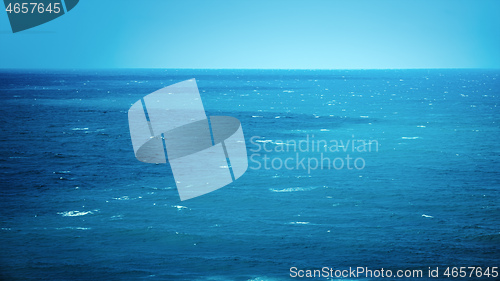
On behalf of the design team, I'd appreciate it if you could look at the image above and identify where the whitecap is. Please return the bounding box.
[401,137,420,140]
[247,277,286,281]
[58,210,95,217]
[255,139,272,143]
[56,226,91,230]
[288,221,310,225]
[71,127,89,131]
[113,196,132,200]
[172,205,188,210]
[422,214,434,218]
[269,187,318,193]
[273,141,292,146]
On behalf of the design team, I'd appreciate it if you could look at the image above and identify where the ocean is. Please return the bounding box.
[0,69,499,280]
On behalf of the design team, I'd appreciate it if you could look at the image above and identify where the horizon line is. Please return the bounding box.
[1,67,499,71]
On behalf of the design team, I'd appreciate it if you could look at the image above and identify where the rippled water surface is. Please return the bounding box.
[0,69,499,280]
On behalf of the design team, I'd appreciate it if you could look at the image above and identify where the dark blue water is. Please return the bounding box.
[0,69,499,280]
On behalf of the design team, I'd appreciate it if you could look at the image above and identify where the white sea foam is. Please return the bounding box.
[71,127,89,131]
[270,187,318,193]
[171,205,188,210]
[288,221,310,225]
[401,136,420,140]
[58,210,96,217]
[422,214,434,218]
[247,277,289,281]
[273,141,293,146]
[56,227,91,230]
[195,276,285,281]
[112,196,134,200]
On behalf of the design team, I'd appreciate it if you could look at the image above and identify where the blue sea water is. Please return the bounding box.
[0,69,499,280]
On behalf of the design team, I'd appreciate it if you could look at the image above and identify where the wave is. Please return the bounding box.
[57,210,97,217]
[112,196,142,200]
[287,221,310,225]
[53,170,71,174]
[247,277,290,281]
[194,276,289,281]
[55,227,91,230]
[269,186,318,193]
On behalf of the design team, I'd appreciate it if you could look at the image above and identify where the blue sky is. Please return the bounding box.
[0,0,499,69]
